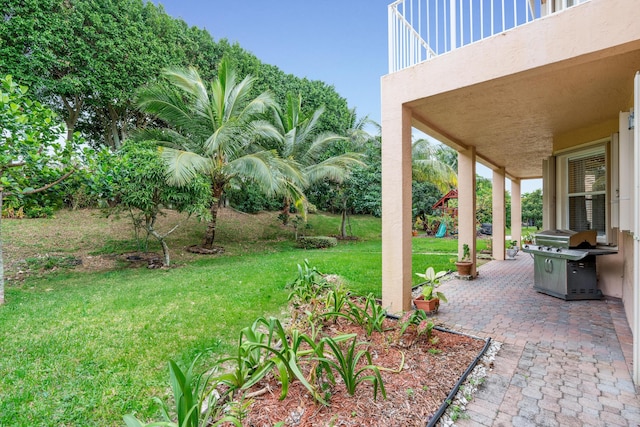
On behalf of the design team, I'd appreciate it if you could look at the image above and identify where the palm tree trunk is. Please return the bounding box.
[202,185,223,249]
[281,198,291,225]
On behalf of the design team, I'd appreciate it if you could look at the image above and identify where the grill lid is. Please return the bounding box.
[534,229,597,249]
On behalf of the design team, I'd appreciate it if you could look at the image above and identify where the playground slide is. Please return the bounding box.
[435,222,446,238]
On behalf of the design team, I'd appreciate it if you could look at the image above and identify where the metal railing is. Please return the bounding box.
[389,0,590,73]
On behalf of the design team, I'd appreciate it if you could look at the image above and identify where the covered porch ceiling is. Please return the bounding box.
[408,45,640,180]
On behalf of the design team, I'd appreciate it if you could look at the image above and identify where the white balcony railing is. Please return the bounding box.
[389,0,590,73]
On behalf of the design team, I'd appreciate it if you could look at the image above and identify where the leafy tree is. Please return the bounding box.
[0,75,81,304]
[475,176,493,225]
[412,181,443,227]
[269,93,363,224]
[522,189,543,229]
[101,141,211,266]
[135,59,292,251]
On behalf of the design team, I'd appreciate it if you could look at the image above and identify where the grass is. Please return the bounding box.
[0,209,477,426]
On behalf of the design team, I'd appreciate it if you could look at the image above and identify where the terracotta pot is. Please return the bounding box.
[413,296,439,312]
[412,230,418,236]
[455,261,473,276]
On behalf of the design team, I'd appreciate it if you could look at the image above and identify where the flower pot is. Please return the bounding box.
[506,248,518,259]
[413,295,439,312]
[412,230,418,236]
[455,261,473,277]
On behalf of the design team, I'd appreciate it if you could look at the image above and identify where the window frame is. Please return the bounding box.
[556,140,610,245]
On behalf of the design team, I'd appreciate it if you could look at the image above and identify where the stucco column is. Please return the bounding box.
[511,178,522,246]
[492,168,506,260]
[381,105,413,314]
[458,147,477,277]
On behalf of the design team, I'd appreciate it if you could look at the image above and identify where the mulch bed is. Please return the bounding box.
[233,312,486,427]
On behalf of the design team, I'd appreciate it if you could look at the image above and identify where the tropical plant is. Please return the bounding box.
[460,243,471,262]
[337,293,387,337]
[411,138,457,193]
[135,58,295,250]
[269,93,364,224]
[415,267,448,303]
[286,259,331,304]
[316,336,386,400]
[123,354,241,427]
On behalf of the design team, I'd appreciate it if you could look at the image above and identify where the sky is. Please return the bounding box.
[152,0,541,193]
[154,0,390,124]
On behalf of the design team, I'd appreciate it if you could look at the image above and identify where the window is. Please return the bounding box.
[557,143,609,244]
[567,152,606,236]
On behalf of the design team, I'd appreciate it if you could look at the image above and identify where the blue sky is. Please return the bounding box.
[152,0,541,193]
[154,0,391,125]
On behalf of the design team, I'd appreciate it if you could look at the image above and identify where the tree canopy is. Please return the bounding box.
[0,0,352,149]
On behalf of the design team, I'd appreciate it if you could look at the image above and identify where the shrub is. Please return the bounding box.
[296,236,338,249]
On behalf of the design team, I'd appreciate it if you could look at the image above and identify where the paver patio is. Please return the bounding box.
[435,254,640,426]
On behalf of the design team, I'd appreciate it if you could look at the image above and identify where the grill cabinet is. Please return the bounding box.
[522,230,616,300]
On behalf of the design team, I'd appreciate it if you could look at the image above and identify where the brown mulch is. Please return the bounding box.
[234,313,486,427]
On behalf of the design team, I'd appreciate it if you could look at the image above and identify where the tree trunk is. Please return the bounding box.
[202,185,223,249]
[146,219,170,267]
[340,198,348,238]
[107,103,122,149]
[61,95,83,142]
[281,198,290,225]
[0,190,5,305]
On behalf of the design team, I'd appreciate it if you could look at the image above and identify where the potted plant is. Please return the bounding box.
[506,240,518,259]
[413,267,448,312]
[455,243,474,277]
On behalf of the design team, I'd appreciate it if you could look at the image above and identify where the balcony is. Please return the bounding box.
[388,0,590,72]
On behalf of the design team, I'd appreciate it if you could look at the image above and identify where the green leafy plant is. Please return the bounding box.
[334,293,387,336]
[123,353,240,427]
[316,336,386,400]
[415,267,448,303]
[323,284,349,322]
[296,236,338,249]
[223,316,337,405]
[286,259,331,303]
[461,243,471,262]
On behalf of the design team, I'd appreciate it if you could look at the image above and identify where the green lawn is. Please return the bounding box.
[0,210,473,426]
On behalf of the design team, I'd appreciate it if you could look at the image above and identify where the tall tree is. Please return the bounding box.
[0,75,80,304]
[270,94,363,224]
[522,189,543,229]
[135,59,293,251]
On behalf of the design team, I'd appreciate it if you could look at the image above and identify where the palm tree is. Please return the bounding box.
[335,111,379,237]
[270,93,363,223]
[412,138,457,192]
[135,59,296,250]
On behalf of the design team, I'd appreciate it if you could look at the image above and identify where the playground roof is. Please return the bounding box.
[432,189,458,211]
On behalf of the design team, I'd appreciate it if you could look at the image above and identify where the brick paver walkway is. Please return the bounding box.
[435,254,640,426]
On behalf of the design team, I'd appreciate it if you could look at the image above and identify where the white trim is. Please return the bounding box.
[632,72,640,384]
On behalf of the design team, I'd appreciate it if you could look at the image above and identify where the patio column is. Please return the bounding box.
[492,168,506,261]
[458,147,477,277]
[511,178,522,246]
[381,104,413,314]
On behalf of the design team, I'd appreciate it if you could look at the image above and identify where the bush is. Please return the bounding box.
[296,236,338,249]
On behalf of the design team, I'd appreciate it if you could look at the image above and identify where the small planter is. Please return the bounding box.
[506,248,518,259]
[413,295,439,312]
[412,230,418,237]
[455,261,473,277]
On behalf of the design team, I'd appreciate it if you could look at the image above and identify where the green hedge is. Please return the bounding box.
[297,236,338,249]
